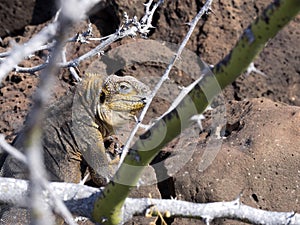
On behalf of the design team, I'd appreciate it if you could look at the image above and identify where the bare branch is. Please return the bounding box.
[24,4,76,224]
[0,134,27,164]
[62,46,81,82]
[0,135,77,224]
[245,62,267,77]
[0,22,59,81]
[125,198,299,225]
[0,0,162,76]
[0,0,106,80]
[0,178,299,225]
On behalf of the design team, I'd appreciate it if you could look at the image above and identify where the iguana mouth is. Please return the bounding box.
[105,95,147,112]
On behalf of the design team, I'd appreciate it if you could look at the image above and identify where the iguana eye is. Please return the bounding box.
[100,92,106,103]
[119,82,132,94]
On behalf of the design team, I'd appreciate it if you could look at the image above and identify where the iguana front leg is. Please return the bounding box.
[76,123,114,186]
[72,81,114,186]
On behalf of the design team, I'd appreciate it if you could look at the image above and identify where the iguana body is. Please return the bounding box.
[0,74,150,224]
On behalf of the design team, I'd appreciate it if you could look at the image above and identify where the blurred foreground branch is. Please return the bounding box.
[0,177,299,225]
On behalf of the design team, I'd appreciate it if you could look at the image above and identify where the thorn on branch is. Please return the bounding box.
[286,211,296,224]
[207,8,216,16]
[245,62,267,77]
[190,114,205,131]
[69,66,82,82]
[204,216,213,225]
[233,196,241,207]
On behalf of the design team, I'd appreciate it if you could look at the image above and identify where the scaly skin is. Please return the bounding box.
[0,73,150,224]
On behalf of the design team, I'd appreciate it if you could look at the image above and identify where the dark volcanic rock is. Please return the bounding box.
[0,0,56,37]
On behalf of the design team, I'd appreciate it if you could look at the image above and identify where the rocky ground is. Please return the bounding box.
[0,0,299,224]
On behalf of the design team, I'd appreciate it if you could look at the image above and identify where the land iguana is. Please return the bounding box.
[0,73,150,224]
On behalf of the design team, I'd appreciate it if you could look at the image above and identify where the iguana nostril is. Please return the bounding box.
[141,97,147,104]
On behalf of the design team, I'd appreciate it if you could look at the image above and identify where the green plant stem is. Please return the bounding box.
[92,0,300,224]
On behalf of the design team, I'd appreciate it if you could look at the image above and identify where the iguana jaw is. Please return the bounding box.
[97,97,146,127]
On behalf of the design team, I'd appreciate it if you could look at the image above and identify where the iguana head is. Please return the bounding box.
[97,75,150,127]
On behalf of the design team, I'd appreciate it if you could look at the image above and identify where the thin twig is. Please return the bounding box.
[0,1,161,75]
[0,134,27,164]
[0,41,56,58]
[0,22,59,81]
[119,0,214,167]
[62,46,81,82]
[0,0,106,80]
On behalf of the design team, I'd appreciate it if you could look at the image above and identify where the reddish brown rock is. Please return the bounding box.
[172,98,300,224]
[0,0,56,37]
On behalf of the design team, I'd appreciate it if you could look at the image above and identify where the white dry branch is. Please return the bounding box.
[0,0,163,78]
[0,177,299,225]
[0,135,27,163]
[119,0,214,167]
[0,136,76,225]
[0,21,59,81]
